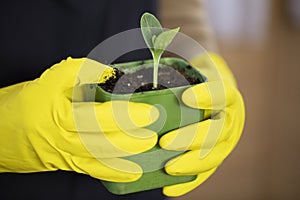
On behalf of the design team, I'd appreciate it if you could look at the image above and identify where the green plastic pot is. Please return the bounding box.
[93,57,206,195]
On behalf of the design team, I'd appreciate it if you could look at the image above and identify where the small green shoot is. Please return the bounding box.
[140,12,179,88]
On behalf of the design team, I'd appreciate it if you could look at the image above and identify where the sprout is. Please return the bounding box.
[140,12,179,88]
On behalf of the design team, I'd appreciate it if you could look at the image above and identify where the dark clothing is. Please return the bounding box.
[0,0,165,199]
[0,0,155,87]
[0,171,164,200]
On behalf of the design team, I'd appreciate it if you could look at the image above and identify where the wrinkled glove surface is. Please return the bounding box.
[160,53,245,196]
[0,57,159,183]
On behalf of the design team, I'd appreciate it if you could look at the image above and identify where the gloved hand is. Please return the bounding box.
[0,57,159,183]
[160,53,245,196]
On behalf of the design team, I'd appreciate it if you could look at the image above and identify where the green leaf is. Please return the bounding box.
[140,12,163,49]
[152,35,157,47]
[140,12,180,88]
[153,28,180,52]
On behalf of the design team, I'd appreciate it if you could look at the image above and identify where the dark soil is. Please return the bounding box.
[99,65,201,94]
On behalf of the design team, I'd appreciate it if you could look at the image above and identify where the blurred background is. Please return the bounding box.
[1,0,299,199]
[167,0,300,199]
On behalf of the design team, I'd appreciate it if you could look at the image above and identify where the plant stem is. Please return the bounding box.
[153,55,161,88]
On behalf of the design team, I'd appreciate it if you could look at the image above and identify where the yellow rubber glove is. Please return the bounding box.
[0,57,159,183]
[160,53,245,196]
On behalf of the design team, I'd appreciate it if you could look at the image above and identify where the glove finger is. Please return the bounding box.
[61,101,159,133]
[96,101,159,131]
[71,156,142,182]
[75,58,114,85]
[75,128,158,158]
[39,57,114,89]
[102,128,158,157]
[163,167,217,197]
[159,117,230,151]
[182,81,238,110]
[165,140,232,176]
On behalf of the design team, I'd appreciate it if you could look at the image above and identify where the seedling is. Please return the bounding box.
[96,13,206,195]
[140,12,179,88]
